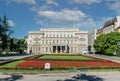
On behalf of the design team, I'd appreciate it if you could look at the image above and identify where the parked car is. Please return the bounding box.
[82,50,88,54]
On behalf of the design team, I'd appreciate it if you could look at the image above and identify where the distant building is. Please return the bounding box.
[97,16,120,35]
[26,28,88,54]
[88,29,97,53]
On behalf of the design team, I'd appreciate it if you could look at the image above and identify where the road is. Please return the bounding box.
[0,72,120,81]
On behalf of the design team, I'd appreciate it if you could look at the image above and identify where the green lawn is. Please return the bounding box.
[39,55,92,60]
[0,60,25,68]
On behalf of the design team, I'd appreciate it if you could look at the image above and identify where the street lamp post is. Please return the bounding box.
[0,37,2,54]
[50,41,52,54]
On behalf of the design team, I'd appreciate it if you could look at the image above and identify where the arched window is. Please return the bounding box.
[79,38,86,41]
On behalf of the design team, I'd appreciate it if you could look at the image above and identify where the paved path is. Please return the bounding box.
[0,54,38,63]
[86,54,120,63]
[0,72,120,81]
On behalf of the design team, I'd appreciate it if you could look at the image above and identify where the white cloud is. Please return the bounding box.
[30,5,50,11]
[8,20,15,27]
[36,9,99,30]
[72,0,101,4]
[30,0,58,11]
[2,0,36,5]
[38,9,86,22]
[77,18,96,30]
[77,16,113,30]
[46,0,58,6]
[106,0,120,15]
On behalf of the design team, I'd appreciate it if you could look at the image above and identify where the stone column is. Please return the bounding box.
[51,46,53,54]
[65,45,67,53]
[56,46,58,53]
[60,46,62,53]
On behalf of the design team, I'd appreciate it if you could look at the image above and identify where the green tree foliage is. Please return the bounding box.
[9,38,27,52]
[0,15,13,50]
[94,32,120,55]
[0,15,27,54]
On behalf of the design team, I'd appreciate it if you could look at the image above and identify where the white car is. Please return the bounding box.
[82,50,88,54]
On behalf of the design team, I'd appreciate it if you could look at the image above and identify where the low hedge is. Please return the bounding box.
[0,66,120,70]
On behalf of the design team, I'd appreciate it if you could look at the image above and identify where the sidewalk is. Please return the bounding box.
[0,53,38,63]
[87,54,120,63]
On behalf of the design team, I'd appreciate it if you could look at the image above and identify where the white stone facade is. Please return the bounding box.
[26,28,88,54]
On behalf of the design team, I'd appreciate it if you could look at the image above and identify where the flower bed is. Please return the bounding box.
[1,54,120,70]
[17,61,120,67]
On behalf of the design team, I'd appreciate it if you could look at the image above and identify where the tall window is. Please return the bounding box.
[71,34,73,37]
[71,47,73,53]
[46,40,48,44]
[42,47,44,52]
[68,34,69,37]
[50,34,51,37]
[60,34,62,37]
[74,47,77,53]
[42,40,43,44]
[57,34,59,37]
[67,40,69,44]
[46,47,48,52]
[53,40,55,44]
[64,34,66,37]
[57,40,58,43]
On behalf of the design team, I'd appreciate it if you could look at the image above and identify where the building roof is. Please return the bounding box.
[103,18,117,28]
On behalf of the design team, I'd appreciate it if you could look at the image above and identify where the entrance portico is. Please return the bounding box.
[53,45,69,53]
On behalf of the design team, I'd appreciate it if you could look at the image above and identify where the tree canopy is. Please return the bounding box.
[0,15,27,53]
[94,32,120,55]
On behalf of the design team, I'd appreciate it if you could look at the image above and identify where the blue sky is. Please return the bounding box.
[0,0,120,38]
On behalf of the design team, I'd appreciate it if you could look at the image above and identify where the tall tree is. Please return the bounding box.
[94,32,120,55]
[94,34,107,54]
[0,15,13,50]
[1,15,9,50]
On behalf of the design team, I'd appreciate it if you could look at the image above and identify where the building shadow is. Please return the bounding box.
[0,74,23,81]
[57,73,104,81]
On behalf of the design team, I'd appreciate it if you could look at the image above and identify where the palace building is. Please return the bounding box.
[25,28,88,54]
